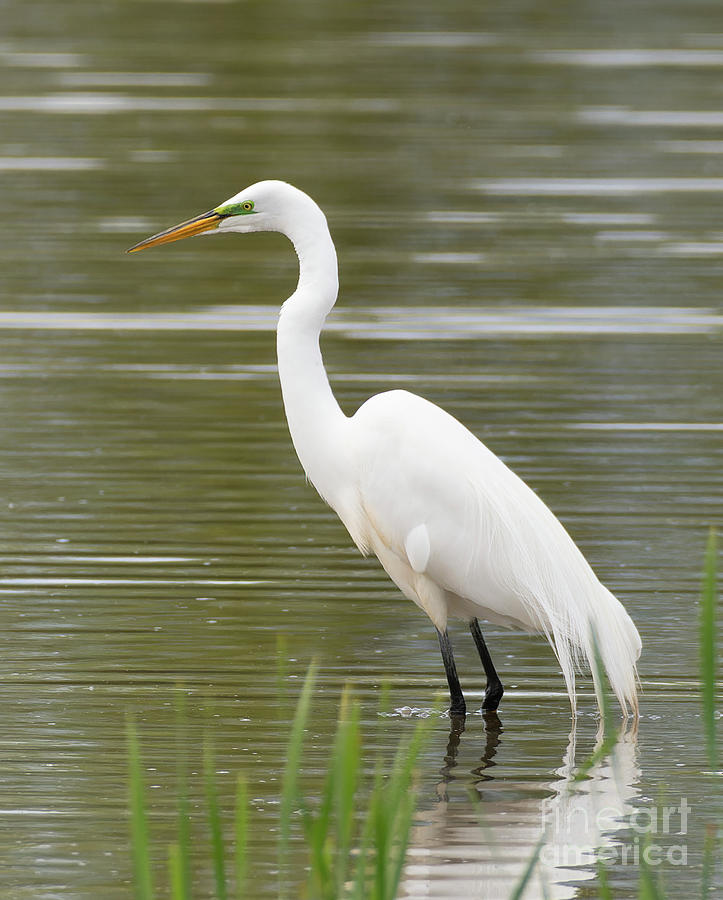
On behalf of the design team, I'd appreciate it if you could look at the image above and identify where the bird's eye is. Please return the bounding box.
[242,201,254,211]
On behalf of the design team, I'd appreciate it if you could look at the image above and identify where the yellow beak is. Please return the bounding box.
[127,210,223,253]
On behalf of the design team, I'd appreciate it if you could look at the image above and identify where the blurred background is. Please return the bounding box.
[0,0,721,897]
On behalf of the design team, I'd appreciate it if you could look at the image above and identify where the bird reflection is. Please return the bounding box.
[435,716,465,800]
[436,712,503,801]
[471,712,503,781]
[401,715,640,900]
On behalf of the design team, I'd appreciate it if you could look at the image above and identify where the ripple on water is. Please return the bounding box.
[56,72,213,88]
[0,306,719,337]
[577,107,723,127]
[0,93,401,114]
[0,157,103,170]
[472,176,723,194]
[534,49,723,66]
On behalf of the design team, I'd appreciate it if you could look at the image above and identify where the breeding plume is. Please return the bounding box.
[129,180,642,718]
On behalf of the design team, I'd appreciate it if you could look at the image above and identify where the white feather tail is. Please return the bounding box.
[470,472,642,719]
[584,587,642,717]
[523,563,642,718]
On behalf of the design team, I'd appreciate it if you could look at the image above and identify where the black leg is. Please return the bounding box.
[436,628,466,717]
[470,618,504,711]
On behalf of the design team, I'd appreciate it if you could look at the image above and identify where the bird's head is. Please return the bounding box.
[127,180,318,253]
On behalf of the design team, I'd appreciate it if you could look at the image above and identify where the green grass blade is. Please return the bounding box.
[278,659,318,900]
[174,691,191,900]
[596,856,613,900]
[347,696,379,896]
[701,822,719,900]
[126,716,155,900]
[373,784,389,900]
[700,527,718,770]
[203,739,227,900]
[307,720,338,894]
[574,626,619,782]
[637,831,664,900]
[508,834,544,900]
[334,693,361,896]
[234,774,248,900]
[386,720,430,898]
[387,787,416,899]
[168,844,185,900]
[299,764,333,900]
[572,733,619,784]
[303,688,361,900]
[351,759,384,900]
[595,641,614,742]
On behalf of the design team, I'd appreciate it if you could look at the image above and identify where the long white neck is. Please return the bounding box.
[276,202,348,506]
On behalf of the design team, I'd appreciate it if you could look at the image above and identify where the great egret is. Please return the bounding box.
[129,180,642,718]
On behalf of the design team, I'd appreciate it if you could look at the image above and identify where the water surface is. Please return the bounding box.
[0,0,721,897]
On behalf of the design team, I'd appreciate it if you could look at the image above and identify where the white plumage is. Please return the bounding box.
[351,389,641,715]
[129,179,642,718]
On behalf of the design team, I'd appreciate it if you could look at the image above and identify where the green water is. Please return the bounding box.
[0,0,721,897]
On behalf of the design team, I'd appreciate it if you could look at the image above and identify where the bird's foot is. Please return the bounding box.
[482,681,504,711]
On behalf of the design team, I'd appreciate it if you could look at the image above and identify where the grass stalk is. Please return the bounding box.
[234,775,248,900]
[701,823,716,899]
[596,857,613,900]
[333,689,361,896]
[637,830,665,900]
[301,686,362,900]
[278,659,318,899]
[127,716,155,900]
[174,692,191,900]
[699,527,718,771]
[574,627,618,784]
[168,844,185,900]
[508,835,544,900]
[203,739,227,900]
[385,718,429,896]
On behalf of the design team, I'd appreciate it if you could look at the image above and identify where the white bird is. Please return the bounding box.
[129,180,642,718]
